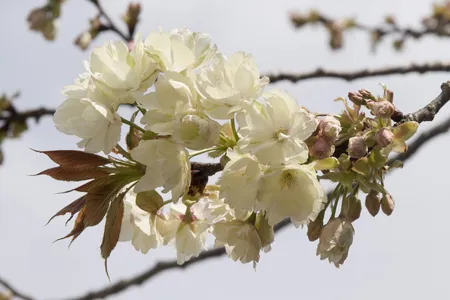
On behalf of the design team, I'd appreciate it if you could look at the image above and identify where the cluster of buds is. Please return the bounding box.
[74,16,103,50]
[422,1,450,35]
[289,10,356,50]
[0,92,28,165]
[37,27,419,272]
[26,0,63,41]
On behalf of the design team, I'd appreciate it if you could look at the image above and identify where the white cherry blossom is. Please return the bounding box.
[197,52,269,119]
[237,89,317,165]
[130,139,190,202]
[257,163,326,226]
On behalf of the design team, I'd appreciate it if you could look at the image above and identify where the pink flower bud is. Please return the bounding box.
[375,128,394,147]
[365,190,381,217]
[311,137,334,159]
[347,136,367,158]
[348,92,363,105]
[369,100,395,118]
[381,194,395,216]
[127,40,135,51]
[307,216,323,242]
[319,116,342,142]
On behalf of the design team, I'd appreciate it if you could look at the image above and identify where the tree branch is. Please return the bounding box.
[0,107,55,123]
[0,277,34,300]
[87,0,131,42]
[401,81,450,123]
[264,62,450,83]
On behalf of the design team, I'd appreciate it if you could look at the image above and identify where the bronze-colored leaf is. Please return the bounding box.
[32,149,110,171]
[73,175,125,194]
[47,196,86,225]
[36,166,109,181]
[83,192,111,227]
[101,192,125,260]
[54,207,86,244]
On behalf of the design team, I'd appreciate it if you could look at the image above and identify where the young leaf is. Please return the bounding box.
[101,192,125,261]
[33,149,110,171]
[36,167,109,181]
[47,196,86,225]
[54,207,87,244]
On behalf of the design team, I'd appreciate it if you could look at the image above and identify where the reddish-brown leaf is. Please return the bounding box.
[33,149,110,171]
[54,207,86,243]
[83,193,111,227]
[47,196,86,225]
[36,167,109,181]
[72,175,125,194]
[101,192,125,260]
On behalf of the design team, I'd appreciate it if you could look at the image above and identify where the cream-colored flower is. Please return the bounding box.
[130,140,190,202]
[171,113,221,150]
[88,35,158,105]
[237,89,317,165]
[197,52,269,119]
[317,217,355,268]
[145,28,216,73]
[158,201,210,264]
[119,189,163,253]
[53,98,121,154]
[257,163,326,226]
[218,149,264,211]
[213,211,273,266]
[139,71,197,135]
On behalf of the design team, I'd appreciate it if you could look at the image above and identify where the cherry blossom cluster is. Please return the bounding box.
[40,28,418,269]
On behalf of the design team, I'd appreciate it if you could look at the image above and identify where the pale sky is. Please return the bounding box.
[1,0,450,299]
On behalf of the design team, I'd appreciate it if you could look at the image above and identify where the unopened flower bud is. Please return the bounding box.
[307,215,323,241]
[123,3,141,31]
[347,136,367,158]
[385,15,396,25]
[289,12,308,28]
[329,21,344,50]
[358,89,374,100]
[345,196,362,222]
[319,116,342,142]
[369,100,395,118]
[381,194,395,216]
[27,6,57,41]
[375,128,394,147]
[74,32,92,50]
[348,92,363,105]
[311,136,334,159]
[386,90,394,103]
[365,190,381,216]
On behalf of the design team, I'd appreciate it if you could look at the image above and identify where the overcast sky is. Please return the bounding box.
[1,0,450,299]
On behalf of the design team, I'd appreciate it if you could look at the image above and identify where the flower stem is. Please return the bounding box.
[330,184,342,219]
[121,117,146,133]
[189,147,222,158]
[231,118,239,141]
[115,144,132,160]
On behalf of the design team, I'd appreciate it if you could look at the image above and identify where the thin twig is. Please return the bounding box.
[0,277,34,300]
[87,0,131,42]
[264,62,450,83]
